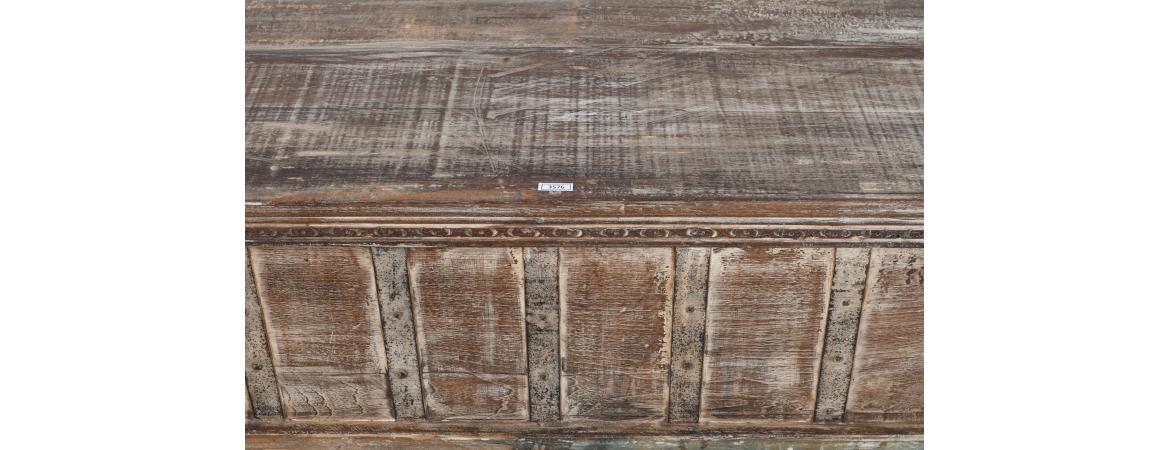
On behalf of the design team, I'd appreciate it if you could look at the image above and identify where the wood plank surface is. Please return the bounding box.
[668,248,711,422]
[246,433,924,449]
[701,248,832,421]
[246,0,922,48]
[248,417,922,435]
[370,247,425,419]
[559,248,674,420]
[847,248,923,422]
[245,46,922,205]
[248,246,393,420]
[245,249,283,418]
[523,248,561,422]
[408,248,528,420]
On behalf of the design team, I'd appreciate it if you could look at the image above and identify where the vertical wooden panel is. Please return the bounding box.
[668,248,711,422]
[409,248,528,420]
[814,248,871,421]
[701,248,832,421]
[246,248,283,418]
[560,248,673,420]
[847,249,924,422]
[371,248,425,419]
[249,246,393,420]
[523,248,561,422]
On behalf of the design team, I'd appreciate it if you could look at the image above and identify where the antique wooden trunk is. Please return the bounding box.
[245,1,923,447]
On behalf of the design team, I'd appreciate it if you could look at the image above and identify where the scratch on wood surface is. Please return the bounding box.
[246,47,922,202]
[432,60,462,178]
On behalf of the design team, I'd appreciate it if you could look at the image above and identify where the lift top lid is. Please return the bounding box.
[246,0,922,219]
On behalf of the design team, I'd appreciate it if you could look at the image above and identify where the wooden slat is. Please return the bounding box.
[814,248,871,421]
[560,248,673,420]
[247,417,923,435]
[249,246,393,420]
[847,248,923,422]
[701,248,832,421]
[371,247,425,419]
[245,47,922,205]
[523,248,561,422]
[408,248,528,420]
[246,433,924,449]
[245,248,283,418]
[246,0,921,48]
[667,248,711,422]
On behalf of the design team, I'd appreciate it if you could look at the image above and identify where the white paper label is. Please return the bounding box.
[537,182,574,192]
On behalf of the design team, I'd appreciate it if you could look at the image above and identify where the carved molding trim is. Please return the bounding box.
[245,225,923,247]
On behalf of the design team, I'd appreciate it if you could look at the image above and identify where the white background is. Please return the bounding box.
[2,0,1168,448]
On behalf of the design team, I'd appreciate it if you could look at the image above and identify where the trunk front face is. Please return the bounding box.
[245,245,923,425]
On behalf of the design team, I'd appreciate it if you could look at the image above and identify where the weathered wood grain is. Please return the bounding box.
[241,0,926,435]
[814,248,871,421]
[523,248,561,422]
[246,433,924,449]
[559,248,673,420]
[246,0,922,48]
[245,47,922,205]
[248,416,923,436]
[701,248,832,421]
[249,246,393,420]
[370,247,425,419]
[422,373,529,421]
[246,248,283,418]
[408,248,528,420]
[847,248,923,422]
[247,198,925,222]
[668,248,711,422]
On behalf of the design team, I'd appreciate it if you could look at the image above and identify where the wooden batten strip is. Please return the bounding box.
[813,248,871,421]
[371,247,426,419]
[245,248,283,418]
[523,248,562,422]
[667,248,711,422]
